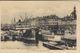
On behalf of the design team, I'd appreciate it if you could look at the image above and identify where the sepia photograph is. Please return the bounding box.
[0,1,78,50]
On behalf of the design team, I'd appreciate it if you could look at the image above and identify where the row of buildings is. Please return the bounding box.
[15,6,76,35]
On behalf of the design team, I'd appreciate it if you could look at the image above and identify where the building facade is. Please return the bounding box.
[15,6,76,35]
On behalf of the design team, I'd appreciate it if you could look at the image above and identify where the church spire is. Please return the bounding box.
[70,6,77,20]
[73,6,77,20]
[74,6,77,19]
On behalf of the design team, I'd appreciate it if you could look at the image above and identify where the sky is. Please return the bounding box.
[0,1,79,24]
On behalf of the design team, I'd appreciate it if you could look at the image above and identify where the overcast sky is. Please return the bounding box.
[0,1,79,24]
